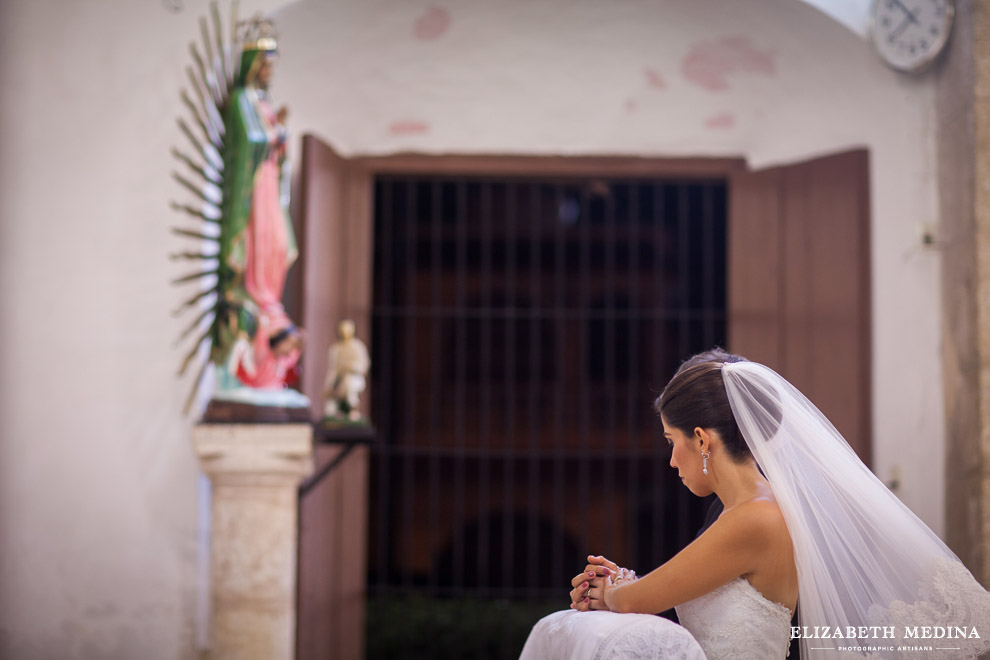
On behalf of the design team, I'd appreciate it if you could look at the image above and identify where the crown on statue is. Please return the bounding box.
[238,14,278,52]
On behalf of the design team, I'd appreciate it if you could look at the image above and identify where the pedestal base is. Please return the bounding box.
[203,399,312,424]
[195,423,313,660]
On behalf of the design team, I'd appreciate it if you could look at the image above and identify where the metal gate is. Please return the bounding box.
[367,176,727,659]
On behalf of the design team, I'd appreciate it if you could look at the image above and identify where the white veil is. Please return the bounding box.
[721,362,990,660]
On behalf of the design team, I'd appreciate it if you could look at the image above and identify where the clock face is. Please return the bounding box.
[872,0,955,72]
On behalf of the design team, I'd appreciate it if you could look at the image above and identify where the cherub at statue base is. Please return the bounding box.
[205,366,311,423]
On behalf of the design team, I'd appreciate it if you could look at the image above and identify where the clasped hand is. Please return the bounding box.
[569,555,636,612]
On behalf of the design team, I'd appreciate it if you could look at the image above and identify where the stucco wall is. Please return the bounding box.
[0,0,945,657]
[273,0,943,550]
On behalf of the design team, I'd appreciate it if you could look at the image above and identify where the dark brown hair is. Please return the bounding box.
[655,348,752,462]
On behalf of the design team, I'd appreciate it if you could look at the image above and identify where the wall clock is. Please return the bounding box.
[871,0,955,73]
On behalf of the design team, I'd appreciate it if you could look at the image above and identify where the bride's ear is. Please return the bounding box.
[693,427,710,452]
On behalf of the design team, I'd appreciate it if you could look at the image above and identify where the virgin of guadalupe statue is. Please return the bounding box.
[170,10,307,413]
[211,17,307,407]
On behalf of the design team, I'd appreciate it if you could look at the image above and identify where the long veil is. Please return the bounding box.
[721,362,990,660]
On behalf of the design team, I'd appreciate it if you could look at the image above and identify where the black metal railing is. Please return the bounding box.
[368,176,727,659]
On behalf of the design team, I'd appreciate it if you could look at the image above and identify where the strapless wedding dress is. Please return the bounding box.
[519,577,791,660]
[676,577,792,659]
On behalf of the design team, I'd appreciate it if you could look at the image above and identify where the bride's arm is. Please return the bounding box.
[602,499,783,614]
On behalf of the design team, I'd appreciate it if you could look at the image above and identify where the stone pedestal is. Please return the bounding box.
[194,423,314,660]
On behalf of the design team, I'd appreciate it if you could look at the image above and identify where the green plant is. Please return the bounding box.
[366,594,563,659]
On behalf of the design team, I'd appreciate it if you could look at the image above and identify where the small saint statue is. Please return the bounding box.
[322,319,371,422]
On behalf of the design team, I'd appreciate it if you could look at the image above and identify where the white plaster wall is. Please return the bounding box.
[0,1,281,657]
[273,0,942,530]
[0,0,944,657]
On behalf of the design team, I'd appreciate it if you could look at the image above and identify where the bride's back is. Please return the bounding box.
[723,494,797,612]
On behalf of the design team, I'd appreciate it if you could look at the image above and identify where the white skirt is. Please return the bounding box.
[519,610,707,660]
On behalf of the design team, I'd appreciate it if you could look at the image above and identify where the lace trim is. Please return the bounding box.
[826,558,990,659]
[591,615,706,660]
[735,576,794,617]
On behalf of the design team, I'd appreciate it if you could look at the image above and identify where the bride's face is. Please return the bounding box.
[661,415,711,496]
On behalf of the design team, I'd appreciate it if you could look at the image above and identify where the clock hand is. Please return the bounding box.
[888,14,914,42]
[890,0,921,25]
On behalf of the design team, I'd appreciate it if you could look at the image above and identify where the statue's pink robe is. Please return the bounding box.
[237,110,298,389]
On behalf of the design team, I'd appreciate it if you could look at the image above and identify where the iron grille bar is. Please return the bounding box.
[454,178,468,594]
[552,183,566,589]
[373,583,580,601]
[380,446,682,459]
[651,182,666,564]
[527,182,541,599]
[578,186,591,553]
[702,183,716,349]
[428,180,442,597]
[401,180,418,591]
[478,181,492,601]
[626,183,642,570]
[502,183,517,592]
[370,307,726,320]
[604,183,617,552]
[676,185,691,549]
[499,182,518,659]
[374,179,395,595]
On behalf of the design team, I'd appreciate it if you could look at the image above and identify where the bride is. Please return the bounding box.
[520,350,990,660]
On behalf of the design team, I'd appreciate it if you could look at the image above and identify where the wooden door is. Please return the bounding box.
[729,150,871,463]
[296,134,373,660]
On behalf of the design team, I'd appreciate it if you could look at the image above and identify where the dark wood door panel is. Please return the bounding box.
[730,150,871,463]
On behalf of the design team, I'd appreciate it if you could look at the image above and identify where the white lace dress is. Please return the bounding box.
[519,578,792,660]
[519,609,706,660]
[675,577,792,659]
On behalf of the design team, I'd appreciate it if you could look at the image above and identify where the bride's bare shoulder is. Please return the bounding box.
[718,497,787,538]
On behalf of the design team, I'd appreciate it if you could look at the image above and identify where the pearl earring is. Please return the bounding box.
[702,450,710,475]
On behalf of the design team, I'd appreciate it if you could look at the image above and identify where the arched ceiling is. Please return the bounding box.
[798,0,872,38]
[265,0,874,40]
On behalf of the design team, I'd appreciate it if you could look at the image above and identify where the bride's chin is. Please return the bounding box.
[682,480,714,497]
